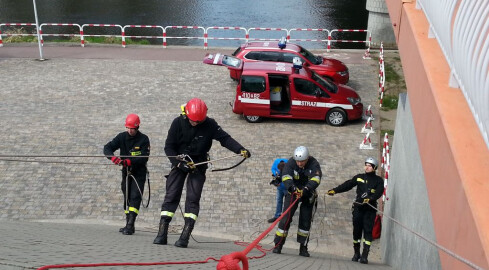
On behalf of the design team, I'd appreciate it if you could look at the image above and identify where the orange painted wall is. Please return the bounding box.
[385,0,489,269]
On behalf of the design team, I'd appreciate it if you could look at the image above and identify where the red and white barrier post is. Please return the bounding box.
[363,32,372,59]
[361,116,375,134]
[363,104,375,120]
[381,132,390,202]
[359,132,374,150]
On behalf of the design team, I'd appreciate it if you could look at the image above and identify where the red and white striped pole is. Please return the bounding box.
[121,29,126,48]
[204,31,208,50]
[327,34,331,52]
[32,0,44,60]
[363,32,372,59]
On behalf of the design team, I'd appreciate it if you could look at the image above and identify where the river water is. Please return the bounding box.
[0,0,368,49]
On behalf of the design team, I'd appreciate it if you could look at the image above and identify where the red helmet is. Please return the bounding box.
[185,98,207,122]
[125,114,140,129]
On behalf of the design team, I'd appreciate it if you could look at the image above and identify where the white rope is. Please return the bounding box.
[360,202,485,270]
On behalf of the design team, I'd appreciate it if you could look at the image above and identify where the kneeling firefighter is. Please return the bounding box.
[104,114,150,235]
[153,98,250,248]
[327,157,384,264]
[273,146,321,257]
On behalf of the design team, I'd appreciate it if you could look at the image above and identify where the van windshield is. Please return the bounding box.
[312,71,338,93]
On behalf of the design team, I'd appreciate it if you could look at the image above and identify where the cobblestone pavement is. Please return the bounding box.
[0,45,388,269]
[0,220,392,270]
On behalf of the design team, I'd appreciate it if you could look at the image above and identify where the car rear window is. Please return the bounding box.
[241,76,266,93]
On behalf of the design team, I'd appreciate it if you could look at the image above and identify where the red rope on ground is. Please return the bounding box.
[36,257,220,270]
[36,195,301,270]
[233,241,267,259]
[216,252,249,270]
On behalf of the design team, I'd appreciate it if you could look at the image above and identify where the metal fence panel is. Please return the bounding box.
[417,0,489,148]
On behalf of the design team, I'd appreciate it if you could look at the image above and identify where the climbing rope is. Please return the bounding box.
[0,153,246,172]
[36,258,221,270]
[216,195,301,269]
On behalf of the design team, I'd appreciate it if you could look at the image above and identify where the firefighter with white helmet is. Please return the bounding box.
[153,98,250,248]
[327,157,384,264]
[103,113,150,235]
[273,146,322,257]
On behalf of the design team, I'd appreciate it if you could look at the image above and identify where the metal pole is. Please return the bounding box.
[32,0,44,60]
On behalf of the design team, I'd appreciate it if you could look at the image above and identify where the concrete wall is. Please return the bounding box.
[366,0,396,48]
[381,93,441,270]
[382,0,489,269]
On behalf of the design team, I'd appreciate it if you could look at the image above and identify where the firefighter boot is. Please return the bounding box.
[174,218,195,248]
[299,243,310,257]
[153,218,170,245]
[122,212,137,235]
[272,244,283,254]
[272,236,285,254]
[119,213,129,232]
[351,242,361,261]
[360,244,370,264]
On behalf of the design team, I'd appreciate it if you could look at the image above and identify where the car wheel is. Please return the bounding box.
[244,115,263,123]
[326,108,347,126]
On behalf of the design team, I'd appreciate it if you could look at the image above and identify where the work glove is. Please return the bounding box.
[122,159,131,168]
[288,185,303,197]
[269,176,281,187]
[240,148,251,158]
[177,161,196,173]
[111,156,122,165]
[327,189,335,196]
[294,188,303,198]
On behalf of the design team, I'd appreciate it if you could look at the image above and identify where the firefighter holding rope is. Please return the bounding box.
[103,113,150,235]
[327,157,384,264]
[273,146,321,257]
[153,98,250,248]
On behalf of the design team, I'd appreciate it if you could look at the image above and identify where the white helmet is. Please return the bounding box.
[293,146,309,161]
[365,157,378,170]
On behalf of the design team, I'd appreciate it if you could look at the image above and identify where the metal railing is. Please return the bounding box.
[416,0,489,149]
[0,23,371,52]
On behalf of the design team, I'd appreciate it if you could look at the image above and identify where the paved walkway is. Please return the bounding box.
[0,220,392,270]
[0,44,390,269]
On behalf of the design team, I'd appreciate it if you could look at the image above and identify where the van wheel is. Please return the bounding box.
[326,108,347,126]
[244,115,263,123]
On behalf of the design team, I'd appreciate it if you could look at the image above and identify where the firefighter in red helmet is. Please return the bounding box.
[153,98,250,248]
[104,113,150,235]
